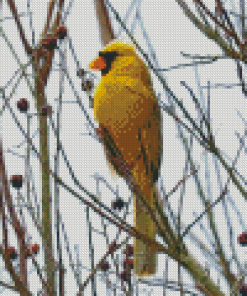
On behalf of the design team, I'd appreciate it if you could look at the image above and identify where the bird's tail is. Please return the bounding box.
[133,185,157,276]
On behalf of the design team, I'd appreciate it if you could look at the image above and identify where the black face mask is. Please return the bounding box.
[99,51,118,76]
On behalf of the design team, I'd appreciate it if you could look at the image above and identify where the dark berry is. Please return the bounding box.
[31,244,39,255]
[238,232,247,246]
[7,246,18,260]
[81,79,93,92]
[25,244,39,258]
[42,36,57,50]
[57,26,67,39]
[17,98,29,112]
[111,198,125,211]
[10,175,23,189]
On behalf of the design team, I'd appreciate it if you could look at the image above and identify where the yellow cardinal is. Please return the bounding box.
[89,39,162,276]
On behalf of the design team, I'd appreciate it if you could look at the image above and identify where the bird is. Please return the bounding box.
[89,39,162,276]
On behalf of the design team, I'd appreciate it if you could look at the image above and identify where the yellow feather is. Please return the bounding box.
[89,39,162,276]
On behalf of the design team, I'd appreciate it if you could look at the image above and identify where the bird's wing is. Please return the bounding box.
[97,124,134,181]
[124,84,162,184]
[95,76,162,185]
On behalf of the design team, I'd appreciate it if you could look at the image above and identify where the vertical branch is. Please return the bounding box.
[92,0,115,46]
[26,115,31,218]
[54,39,66,296]
[33,28,54,296]
[31,1,65,294]
[17,189,28,290]
[177,134,189,296]
[6,0,63,294]
[86,207,96,295]
[34,74,55,295]
[56,3,65,293]
[0,159,8,252]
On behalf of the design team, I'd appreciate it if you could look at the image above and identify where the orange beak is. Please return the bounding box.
[89,55,107,71]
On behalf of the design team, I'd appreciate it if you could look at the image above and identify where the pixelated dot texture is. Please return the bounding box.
[90,40,162,276]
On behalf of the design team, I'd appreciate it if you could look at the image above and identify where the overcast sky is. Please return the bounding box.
[1,0,247,295]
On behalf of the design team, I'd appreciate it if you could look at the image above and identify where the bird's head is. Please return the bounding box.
[89,40,137,76]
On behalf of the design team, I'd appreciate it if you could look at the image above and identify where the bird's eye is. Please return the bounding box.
[99,51,118,76]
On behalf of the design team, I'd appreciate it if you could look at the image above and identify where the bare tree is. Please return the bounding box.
[0,0,247,295]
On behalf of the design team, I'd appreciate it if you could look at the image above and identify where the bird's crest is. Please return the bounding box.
[100,39,137,56]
